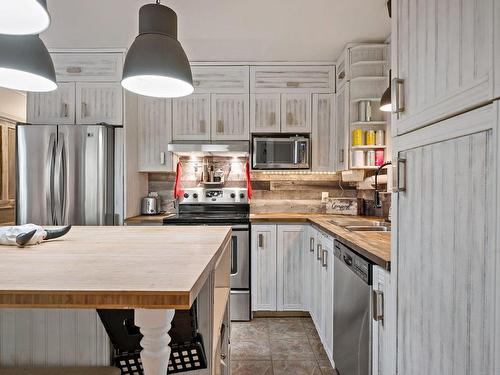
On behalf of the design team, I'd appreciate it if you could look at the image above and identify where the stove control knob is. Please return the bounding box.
[193,193,198,199]
[240,193,245,199]
[183,193,189,199]
[230,193,236,199]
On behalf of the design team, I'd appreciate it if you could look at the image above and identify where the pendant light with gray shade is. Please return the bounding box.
[0,34,57,92]
[0,0,51,35]
[122,1,194,98]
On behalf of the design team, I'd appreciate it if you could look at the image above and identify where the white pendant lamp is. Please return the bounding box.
[122,1,194,98]
[0,0,51,35]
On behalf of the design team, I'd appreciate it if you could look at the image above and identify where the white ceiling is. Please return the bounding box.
[42,0,391,62]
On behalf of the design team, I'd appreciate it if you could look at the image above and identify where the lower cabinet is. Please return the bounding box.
[320,232,334,358]
[372,265,389,375]
[251,225,277,311]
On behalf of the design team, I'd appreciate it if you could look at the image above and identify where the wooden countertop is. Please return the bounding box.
[251,213,391,270]
[124,213,174,224]
[0,226,231,309]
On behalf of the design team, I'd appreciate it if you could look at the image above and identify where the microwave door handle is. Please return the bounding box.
[293,140,299,164]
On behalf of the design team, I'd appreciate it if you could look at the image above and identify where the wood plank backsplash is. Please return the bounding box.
[148,156,364,214]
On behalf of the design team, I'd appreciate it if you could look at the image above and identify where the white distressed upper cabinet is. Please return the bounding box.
[395,105,496,375]
[172,94,211,141]
[251,225,277,311]
[281,93,312,133]
[312,94,335,171]
[277,225,306,311]
[75,83,123,125]
[334,82,349,171]
[27,82,76,124]
[250,94,281,133]
[211,94,249,140]
[251,66,335,93]
[320,234,334,359]
[137,96,172,172]
[191,66,249,93]
[393,0,496,135]
[51,53,123,82]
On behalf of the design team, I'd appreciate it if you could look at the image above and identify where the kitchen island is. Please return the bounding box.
[0,226,232,375]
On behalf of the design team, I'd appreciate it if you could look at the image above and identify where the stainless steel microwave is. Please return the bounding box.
[252,135,310,170]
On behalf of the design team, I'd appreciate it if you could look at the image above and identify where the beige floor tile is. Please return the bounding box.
[232,318,269,341]
[317,360,337,375]
[268,317,307,339]
[269,337,315,360]
[308,337,329,361]
[273,360,322,375]
[231,360,274,375]
[232,337,272,360]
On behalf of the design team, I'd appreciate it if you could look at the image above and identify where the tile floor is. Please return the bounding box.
[230,317,336,375]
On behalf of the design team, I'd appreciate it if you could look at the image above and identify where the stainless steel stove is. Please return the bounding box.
[164,188,251,321]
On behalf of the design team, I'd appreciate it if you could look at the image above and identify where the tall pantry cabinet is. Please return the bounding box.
[390,1,500,374]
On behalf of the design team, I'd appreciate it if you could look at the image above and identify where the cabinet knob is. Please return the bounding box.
[337,71,346,80]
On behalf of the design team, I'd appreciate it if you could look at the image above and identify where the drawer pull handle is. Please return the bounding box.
[309,237,315,252]
[258,234,264,248]
[286,81,300,88]
[66,66,82,74]
[316,244,322,260]
[322,249,328,267]
[391,78,405,113]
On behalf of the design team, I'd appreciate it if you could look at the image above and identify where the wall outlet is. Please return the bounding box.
[321,192,329,202]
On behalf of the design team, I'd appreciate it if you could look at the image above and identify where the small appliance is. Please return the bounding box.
[252,135,310,170]
[141,194,160,215]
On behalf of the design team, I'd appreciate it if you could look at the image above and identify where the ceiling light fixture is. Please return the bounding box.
[0,34,57,92]
[122,1,194,98]
[0,0,51,35]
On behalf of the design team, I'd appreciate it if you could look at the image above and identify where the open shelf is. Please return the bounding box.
[350,60,387,67]
[351,97,381,103]
[350,76,388,82]
[351,121,386,126]
[350,166,382,170]
[351,145,387,150]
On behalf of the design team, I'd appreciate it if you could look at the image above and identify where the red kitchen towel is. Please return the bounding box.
[173,161,184,199]
[245,159,253,199]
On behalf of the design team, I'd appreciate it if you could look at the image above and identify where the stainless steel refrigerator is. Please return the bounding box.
[16,124,122,226]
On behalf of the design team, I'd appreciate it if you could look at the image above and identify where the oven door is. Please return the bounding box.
[230,225,249,289]
[252,137,309,169]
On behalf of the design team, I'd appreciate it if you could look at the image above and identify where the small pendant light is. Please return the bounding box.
[379,69,392,112]
[0,34,57,92]
[122,1,194,98]
[0,0,51,35]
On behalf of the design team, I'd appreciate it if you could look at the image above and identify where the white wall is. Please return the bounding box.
[42,0,391,61]
[0,88,26,122]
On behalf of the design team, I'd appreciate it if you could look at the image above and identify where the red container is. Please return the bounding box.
[375,149,385,166]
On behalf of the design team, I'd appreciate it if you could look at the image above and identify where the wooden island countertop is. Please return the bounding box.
[0,226,232,310]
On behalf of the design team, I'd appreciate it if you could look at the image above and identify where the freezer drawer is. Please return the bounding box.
[230,290,250,321]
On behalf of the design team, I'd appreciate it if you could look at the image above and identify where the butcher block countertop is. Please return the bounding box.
[251,213,391,270]
[124,213,174,224]
[0,226,231,309]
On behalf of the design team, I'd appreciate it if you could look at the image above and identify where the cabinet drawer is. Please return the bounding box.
[251,66,335,93]
[191,66,249,93]
[52,53,123,82]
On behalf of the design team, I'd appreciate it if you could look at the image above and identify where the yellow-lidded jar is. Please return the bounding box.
[366,130,376,145]
[352,128,364,146]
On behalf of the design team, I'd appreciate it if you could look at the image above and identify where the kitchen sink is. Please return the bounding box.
[344,225,391,232]
[328,219,391,229]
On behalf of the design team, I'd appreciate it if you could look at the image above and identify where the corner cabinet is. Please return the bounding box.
[137,96,172,172]
[172,94,211,141]
[334,82,349,171]
[251,225,277,311]
[312,93,335,171]
[392,0,497,135]
[211,94,249,141]
[393,104,497,375]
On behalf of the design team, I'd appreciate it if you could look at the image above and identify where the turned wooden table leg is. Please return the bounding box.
[135,309,175,375]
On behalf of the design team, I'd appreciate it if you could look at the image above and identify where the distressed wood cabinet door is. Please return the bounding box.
[251,225,277,311]
[76,83,123,125]
[320,233,334,359]
[281,93,312,133]
[211,94,249,141]
[334,82,349,171]
[393,0,495,135]
[311,230,323,331]
[172,94,211,141]
[277,225,306,311]
[303,226,317,313]
[27,82,76,124]
[395,105,496,375]
[250,94,281,133]
[312,93,335,171]
[137,96,172,172]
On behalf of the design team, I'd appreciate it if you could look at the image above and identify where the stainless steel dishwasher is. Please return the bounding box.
[333,240,373,375]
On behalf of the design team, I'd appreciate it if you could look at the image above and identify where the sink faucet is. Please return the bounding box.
[374,161,392,208]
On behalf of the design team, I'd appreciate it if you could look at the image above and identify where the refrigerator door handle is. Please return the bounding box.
[54,135,67,225]
[45,134,57,225]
